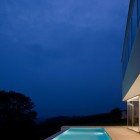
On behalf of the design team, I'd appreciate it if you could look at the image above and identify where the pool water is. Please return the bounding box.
[52,128,111,140]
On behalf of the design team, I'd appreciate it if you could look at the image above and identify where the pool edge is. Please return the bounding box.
[45,126,112,140]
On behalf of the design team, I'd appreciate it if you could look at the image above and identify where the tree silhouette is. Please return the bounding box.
[0,90,37,140]
[110,108,122,122]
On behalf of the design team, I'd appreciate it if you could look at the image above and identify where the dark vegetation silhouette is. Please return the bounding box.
[38,108,126,139]
[0,90,126,140]
[110,108,122,122]
[0,90,38,140]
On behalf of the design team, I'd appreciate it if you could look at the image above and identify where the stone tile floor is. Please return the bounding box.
[104,126,140,140]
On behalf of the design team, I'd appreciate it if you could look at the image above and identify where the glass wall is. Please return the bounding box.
[131,0,138,45]
[138,0,140,23]
[122,0,140,78]
[127,97,139,132]
[127,25,132,58]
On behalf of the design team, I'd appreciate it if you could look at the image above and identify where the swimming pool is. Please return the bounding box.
[52,128,111,140]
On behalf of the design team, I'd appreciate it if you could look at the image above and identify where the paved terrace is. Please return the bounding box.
[104,126,140,140]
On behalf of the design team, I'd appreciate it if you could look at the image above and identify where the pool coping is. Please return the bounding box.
[44,129,68,140]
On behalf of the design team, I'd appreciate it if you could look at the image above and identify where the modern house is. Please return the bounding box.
[122,0,140,132]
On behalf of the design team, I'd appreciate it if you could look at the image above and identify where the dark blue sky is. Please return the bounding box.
[0,0,129,119]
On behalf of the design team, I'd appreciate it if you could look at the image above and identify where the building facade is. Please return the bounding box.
[122,0,140,132]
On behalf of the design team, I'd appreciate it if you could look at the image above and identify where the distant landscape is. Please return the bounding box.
[0,90,126,140]
[39,111,126,140]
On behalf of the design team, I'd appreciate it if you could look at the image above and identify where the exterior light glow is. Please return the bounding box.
[127,96,139,102]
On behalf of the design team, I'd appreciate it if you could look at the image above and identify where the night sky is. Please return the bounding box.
[0,0,129,119]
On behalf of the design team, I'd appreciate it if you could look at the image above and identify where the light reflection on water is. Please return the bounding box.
[52,128,111,140]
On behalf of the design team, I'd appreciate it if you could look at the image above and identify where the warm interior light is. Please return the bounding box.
[127,96,139,102]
